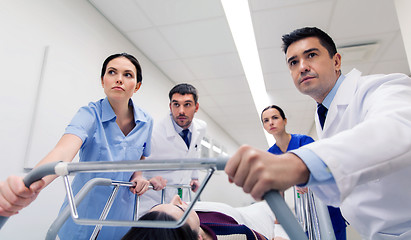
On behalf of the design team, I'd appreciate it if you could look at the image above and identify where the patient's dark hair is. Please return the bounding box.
[121,211,198,240]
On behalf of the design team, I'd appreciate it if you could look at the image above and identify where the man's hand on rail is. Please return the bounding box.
[0,176,45,217]
[129,173,150,196]
[148,176,167,191]
[224,145,310,201]
[190,179,199,192]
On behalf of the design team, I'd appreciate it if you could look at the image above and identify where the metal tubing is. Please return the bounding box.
[46,178,113,240]
[264,190,308,240]
[0,161,59,230]
[65,158,227,174]
[89,185,120,240]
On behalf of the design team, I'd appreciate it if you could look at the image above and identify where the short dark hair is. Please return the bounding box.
[169,83,198,104]
[261,105,286,122]
[281,27,337,58]
[101,53,143,83]
[121,211,198,240]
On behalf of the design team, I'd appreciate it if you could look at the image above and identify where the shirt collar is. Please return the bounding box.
[321,73,345,109]
[170,112,193,134]
[102,97,148,123]
[102,97,116,122]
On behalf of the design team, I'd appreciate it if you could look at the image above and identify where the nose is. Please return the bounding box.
[170,195,183,205]
[269,119,274,125]
[116,76,123,84]
[298,59,310,73]
[177,106,185,115]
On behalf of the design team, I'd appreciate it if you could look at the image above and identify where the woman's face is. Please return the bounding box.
[262,108,287,135]
[150,195,201,233]
[101,56,141,101]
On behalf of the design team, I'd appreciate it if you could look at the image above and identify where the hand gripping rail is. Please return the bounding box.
[0,159,308,240]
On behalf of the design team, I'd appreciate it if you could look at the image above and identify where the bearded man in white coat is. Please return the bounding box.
[224,27,411,240]
[139,83,207,216]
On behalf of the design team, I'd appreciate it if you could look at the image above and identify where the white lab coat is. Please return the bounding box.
[139,114,207,216]
[304,69,411,239]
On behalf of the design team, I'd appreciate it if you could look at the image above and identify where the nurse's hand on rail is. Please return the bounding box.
[129,175,150,196]
[0,175,45,217]
[148,176,167,191]
[224,145,310,201]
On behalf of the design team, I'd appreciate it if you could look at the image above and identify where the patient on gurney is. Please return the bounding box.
[122,195,289,240]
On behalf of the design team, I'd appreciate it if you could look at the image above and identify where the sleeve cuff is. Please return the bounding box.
[291,148,335,186]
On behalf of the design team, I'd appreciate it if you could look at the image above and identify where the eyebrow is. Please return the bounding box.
[171,100,194,103]
[286,47,320,64]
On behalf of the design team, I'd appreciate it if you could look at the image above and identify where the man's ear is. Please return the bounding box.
[195,102,199,113]
[333,53,342,74]
[101,78,104,88]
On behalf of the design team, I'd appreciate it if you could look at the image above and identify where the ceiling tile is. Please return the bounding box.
[159,18,236,58]
[264,71,295,91]
[252,1,334,49]
[127,28,178,61]
[90,0,152,31]
[184,53,244,79]
[156,60,196,83]
[199,75,249,95]
[135,0,225,26]
[370,59,410,75]
[259,47,289,74]
[330,0,400,39]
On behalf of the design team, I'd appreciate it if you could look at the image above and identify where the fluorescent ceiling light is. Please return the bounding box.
[221,0,271,146]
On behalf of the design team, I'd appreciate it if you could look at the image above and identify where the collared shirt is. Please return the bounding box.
[291,74,345,186]
[171,113,192,146]
[58,97,153,240]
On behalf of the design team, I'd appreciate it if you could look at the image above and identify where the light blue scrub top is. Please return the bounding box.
[58,98,153,240]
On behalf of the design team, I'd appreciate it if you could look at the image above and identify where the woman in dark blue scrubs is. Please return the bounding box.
[261,105,347,240]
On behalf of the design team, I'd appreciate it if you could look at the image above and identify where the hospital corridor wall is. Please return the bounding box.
[0,0,248,238]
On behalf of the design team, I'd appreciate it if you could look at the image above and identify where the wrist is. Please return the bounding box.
[285,153,310,185]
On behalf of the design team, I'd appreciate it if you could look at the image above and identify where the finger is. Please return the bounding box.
[135,181,150,195]
[225,145,248,179]
[137,183,149,196]
[249,179,268,201]
[232,147,258,188]
[0,193,19,216]
[29,179,46,193]
[4,178,36,207]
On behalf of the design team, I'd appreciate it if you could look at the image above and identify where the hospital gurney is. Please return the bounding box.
[0,158,333,240]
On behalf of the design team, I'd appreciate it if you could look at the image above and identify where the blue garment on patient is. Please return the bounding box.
[268,134,347,240]
[57,98,153,240]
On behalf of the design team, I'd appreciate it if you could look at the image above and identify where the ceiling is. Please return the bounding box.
[89,0,410,150]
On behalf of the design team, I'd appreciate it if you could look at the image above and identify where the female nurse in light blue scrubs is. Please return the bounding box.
[0,53,166,240]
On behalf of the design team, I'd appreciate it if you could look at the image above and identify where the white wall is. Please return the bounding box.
[0,0,245,239]
[395,0,411,73]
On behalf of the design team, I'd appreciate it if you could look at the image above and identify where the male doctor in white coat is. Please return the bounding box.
[225,27,411,240]
[139,83,207,216]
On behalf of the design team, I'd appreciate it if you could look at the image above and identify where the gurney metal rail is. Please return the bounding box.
[0,158,309,240]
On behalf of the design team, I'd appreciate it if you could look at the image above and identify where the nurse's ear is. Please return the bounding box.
[134,82,142,93]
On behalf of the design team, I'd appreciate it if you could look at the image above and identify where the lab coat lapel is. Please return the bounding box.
[189,121,200,152]
[322,69,361,138]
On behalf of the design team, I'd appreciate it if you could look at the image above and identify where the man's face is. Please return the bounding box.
[169,93,199,129]
[285,37,341,103]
